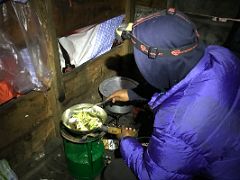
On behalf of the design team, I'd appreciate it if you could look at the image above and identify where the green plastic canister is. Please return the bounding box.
[63,137,105,180]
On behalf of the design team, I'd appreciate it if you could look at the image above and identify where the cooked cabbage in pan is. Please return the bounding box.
[66,107,103,131]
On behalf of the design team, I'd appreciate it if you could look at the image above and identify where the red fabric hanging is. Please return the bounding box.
[0,81,17,105]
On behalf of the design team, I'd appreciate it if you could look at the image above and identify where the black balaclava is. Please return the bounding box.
[133,9,205,92]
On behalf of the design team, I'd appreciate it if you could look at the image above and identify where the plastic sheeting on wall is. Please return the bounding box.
[0,0,28,4]
[0,1,52,104]
[0,30,33,94]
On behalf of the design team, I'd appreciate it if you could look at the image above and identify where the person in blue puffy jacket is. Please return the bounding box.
[106,8,240,180]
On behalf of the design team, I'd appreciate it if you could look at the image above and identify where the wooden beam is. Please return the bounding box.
[52,0,126,37]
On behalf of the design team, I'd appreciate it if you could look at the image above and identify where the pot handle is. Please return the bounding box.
[95,98,112,107]
[101,125,121,135]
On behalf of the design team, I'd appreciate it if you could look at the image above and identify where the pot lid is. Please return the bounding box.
[99,76,139,97]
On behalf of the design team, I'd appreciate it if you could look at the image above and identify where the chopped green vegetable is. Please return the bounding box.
[66,107,103,131]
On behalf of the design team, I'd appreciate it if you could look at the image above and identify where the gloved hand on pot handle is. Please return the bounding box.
[107,89,129,103]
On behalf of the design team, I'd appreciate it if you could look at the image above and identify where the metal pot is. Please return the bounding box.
[61,103,121,135]
[99,76,139,114]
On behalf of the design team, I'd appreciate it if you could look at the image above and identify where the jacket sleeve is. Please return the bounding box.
[120,93,229,180]
[120,128,209,180]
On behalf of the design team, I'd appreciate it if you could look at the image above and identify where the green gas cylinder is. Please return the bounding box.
[62,133,105,180]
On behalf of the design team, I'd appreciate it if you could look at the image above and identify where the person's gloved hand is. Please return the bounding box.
[116,127,138,139]
[107,89,129,103]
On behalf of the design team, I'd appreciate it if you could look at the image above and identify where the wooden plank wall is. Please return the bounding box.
[136,0,167,8]
[135,0,239,46]
[53,0,136,111]
[0,0,135,175]
[62,42,128,108]
[0,0,60,173]
[52,0,126,37]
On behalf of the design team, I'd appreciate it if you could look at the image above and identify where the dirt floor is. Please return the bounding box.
[17,137,72,180]
[18,136,137,180]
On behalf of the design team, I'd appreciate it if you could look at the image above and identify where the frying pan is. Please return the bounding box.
[61,103,121,135]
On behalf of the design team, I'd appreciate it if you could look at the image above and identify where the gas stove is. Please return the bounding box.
[60,124,105,143]
[60,104,153,144]
[105,110,136,127]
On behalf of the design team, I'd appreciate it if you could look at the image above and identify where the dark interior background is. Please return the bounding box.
[177,0,240,57]
[0,0,239,179]
[136,0,240,57]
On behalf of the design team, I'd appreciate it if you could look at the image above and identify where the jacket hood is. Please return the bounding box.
[133,9,205,91]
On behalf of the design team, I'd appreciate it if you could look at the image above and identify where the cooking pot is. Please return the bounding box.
[62,103,121,135]
[99,76,139,114]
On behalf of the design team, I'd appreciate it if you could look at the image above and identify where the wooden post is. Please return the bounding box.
[30,0,64,136]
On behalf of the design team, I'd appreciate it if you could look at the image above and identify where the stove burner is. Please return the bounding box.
[105,110,138,129]
[60,126,105,143]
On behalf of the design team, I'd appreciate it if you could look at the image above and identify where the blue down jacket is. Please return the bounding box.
[120,45,240,180]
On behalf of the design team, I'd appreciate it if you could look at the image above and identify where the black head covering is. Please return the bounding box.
[133,9,205,92]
